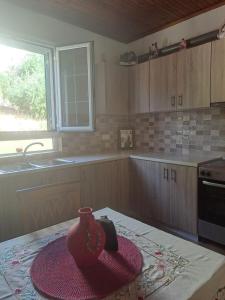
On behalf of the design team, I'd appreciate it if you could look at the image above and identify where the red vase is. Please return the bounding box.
[66,207,105,268]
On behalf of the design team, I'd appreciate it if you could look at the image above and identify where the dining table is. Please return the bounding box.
[1,207,225,300]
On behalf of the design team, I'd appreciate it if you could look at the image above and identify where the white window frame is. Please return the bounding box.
[55,41,94,132]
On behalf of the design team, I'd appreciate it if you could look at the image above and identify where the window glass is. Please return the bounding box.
[0,43,53,132]
[0,138,53,155]
[57,43,94,131]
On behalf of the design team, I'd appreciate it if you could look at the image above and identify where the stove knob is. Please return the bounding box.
[200,170,205,176]
[206,171,211,177]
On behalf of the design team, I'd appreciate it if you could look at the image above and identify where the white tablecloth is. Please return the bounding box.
[0,208,225,300]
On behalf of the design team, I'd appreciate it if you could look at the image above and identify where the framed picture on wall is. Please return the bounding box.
[119,129,135,150]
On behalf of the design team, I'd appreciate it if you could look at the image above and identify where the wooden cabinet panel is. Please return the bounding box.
[95,62,128,115]
[150,53,177,112]
[95,62,107,114]
[156,163,171,225]
[81,159,129,214]
[0,167,81,241]
[170,165,197,235]
[211,39,225,103]
[128,64,138,114]
[177,43,211,110]
[130,159,154,219]
[129,61,150,114]
[130,158,197,235]
[150,58,163,112]
[17,181,81,235]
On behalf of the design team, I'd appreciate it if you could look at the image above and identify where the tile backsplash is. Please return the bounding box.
[131,107,225,155]
[61,114,129,154]
[61,108,225,155]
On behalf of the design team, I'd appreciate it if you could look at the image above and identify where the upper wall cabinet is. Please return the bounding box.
[128,61,150,114]
[177,43,211,110]
[95,62,128,115]
[150,43,211,113]
[211,38,225,103]
[150,53,177,112]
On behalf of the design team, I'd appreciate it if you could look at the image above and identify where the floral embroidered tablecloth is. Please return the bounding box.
[0,208,225,300]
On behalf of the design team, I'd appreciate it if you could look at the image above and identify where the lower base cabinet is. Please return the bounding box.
[0,157,197,242]
[0,167,81,241]
[17,181,81,236]
[130,158,197,235]
[80,159,130,214]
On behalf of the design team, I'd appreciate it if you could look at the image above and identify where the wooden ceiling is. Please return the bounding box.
[9,0,225,43]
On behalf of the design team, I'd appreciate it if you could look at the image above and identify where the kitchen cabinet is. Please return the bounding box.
[211,38,225,103]
[150,43,211,112]
[0,167,81,241]
[130,159,156,219]
[177,43,211,110]
[17,181,80,235]
[81,159,130,214]
[95,62,128,115]
[150,53,177,112]
[170,164,197,235]
[129,61,150,114]
[130,158,197,235]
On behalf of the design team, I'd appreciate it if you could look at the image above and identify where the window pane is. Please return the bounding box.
[0,44,51,131]
[58,46,91,128]
[0,138,53,155]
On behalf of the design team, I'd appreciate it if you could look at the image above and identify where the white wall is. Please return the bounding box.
[128,5,225,55]
[0,0,127,63]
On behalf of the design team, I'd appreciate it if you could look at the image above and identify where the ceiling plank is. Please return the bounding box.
[7,0,225,43]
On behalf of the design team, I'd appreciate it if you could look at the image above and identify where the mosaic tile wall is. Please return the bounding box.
[130,107,225,155]
[61,114,129,154]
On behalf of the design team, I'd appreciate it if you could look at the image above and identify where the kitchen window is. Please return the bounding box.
[0,39,94,156]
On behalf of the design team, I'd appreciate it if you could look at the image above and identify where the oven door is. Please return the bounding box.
[198,178,225,244]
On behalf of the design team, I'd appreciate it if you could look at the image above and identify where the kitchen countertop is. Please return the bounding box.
[129,151,221,167]
[0,151,221,176]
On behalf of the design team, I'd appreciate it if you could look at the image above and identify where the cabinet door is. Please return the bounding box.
[211,39,225,103]
[130,159,153,219]
[177,43,211,110]
[17,181,81,235]
[81,159,129,213]
[130,159,166,222]
[106,63,128,114]
[95,62,107,114]
[150,53,177,112]
[129,64,138,114]
[129,61,150,114]
[170,165,197,235]
[155,163,171,225]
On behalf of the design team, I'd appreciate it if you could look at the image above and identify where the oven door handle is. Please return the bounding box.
[202,180,225,189]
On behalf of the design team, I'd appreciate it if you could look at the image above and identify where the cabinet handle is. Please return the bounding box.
[171,169,176,183]
[171,96,176,107]
[178,95,183,106]
[164,168,169,181]
[163,168,166,179]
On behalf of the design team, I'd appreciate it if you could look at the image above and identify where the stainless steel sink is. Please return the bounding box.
[0,162,39,173]
[0,158,76,174]
[30,158,76,168]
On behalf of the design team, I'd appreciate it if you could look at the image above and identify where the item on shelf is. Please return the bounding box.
[97,216,118,251]
[150,42,159,58]
[119,129,135,150]
[67,207,106,268]
[179,38,187,49]
[218,22,225,39]
[120,51,137,65]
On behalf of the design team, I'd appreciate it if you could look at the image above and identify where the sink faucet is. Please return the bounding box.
[23,142,44,162]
